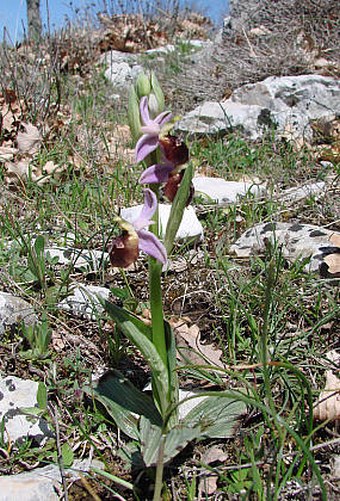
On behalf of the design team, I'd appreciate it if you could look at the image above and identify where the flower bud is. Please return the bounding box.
[151,72,164,113]
[135,72,152,98]
[128,86,142,142]
[148,92,160,118]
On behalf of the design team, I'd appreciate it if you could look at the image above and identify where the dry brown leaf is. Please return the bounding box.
[198,447,228,497]
[5,160,30,182]
[170,318,224,368]
[314,351,340,422]
[322,253,340,278]
[330,233,340,247]
[17,122,42,154]
[0,146,18,161]
[313,371,340,421]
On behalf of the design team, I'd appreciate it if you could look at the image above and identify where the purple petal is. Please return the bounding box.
[140,96,151,125]
[154,110,172,126]
[135,134,159,162]
[134,189,157,230]
[139,163,174,184]
[138,229,167,264]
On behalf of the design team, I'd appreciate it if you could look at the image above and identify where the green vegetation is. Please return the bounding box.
[0,4,339,500]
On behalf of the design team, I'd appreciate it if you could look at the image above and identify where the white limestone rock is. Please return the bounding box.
[176,100,264,139]
[0,292,37,336]
[0,376,53,446]
[0,458,103,501]
[279,182,326,203]
[193,176,266,204]
[121,204,204,242]
[230,222,340,277]
[176,75,340,143]
[58,284,111,320]
[100,50,143,91]
[44,247,109,272]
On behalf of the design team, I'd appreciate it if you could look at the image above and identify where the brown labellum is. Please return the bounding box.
[108,230,139,268]
[159,135,189,166]
[163,171,194,206]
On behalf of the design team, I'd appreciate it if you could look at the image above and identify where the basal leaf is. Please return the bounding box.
[140,416,201,467]
[95,371,162,427]
[84,384,139,440]
[182,393,246,439]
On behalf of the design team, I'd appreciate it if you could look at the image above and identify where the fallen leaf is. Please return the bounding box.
[330,233,340,247]
[17,122,42,154]
[313,351,340,422]
[321,252,340,278]
[0,146,18,161]
[313,371,340,421]
[198,446,228,497]
[170,318,224,368]
[5,160,30,183]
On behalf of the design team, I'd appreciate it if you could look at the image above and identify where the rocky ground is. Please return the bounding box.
[0,4,339,500]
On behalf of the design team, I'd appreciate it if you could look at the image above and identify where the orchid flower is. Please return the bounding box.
[139,135,189,185]
[109,189,167,268]
[135,96,172,163]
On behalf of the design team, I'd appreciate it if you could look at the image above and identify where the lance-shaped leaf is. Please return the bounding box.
[140,416,202,467]
[101,298,170,412]
[182,393,247,439]
[164,161,194,254]
[86,371,163,440]
[164,320,179,429]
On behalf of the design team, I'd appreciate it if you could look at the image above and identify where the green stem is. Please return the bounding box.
[149,257,167,367]
[153,434,166,501]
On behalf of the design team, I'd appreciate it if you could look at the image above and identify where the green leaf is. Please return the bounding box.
[101,299,170,411]
[61,442,74,468]
[110,287,131,300]
[34,235,45,257]
[36,382,47,410]
[164,162,194,254]
[94,371,162,427]
[20,406,44,417]
[102,299,152,341]
[182,393,246,439]
[84,386,139,441]
[164,320,179,428]
[140,417,201,467]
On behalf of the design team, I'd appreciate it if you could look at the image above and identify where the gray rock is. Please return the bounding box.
[193,176,266,204]
[100,50,143,91]
[44,247,109,272]
[0,376,53,445]
[121,204,204,242]
[176,100,264,139]
[230,222,340,277]
[279,182,326,203]
[231,74,340,142]
[176,75,340,143]
[58,284,111,319]
[0,292,37,336]
[145,44,175,55]
[0,458,103,501]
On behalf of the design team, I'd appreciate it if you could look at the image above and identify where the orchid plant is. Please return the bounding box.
[89,72,246,500]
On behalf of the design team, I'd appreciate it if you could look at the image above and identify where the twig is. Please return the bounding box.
[52,404,69,501]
